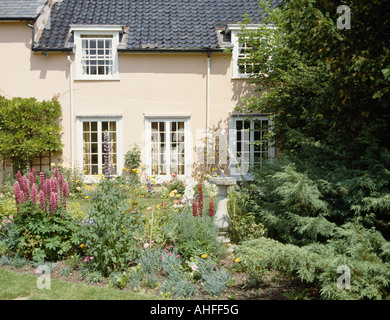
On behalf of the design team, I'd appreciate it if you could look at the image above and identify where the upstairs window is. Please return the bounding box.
[237,40,261,77]
[227,24,273,79]
[72,25,121,80]
[81,35,114,77]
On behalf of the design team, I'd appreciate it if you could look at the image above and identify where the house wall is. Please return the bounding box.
[0,21,259,178]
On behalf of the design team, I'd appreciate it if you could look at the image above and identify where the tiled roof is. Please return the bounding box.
[0,0,47,19]
[36,0,283,51]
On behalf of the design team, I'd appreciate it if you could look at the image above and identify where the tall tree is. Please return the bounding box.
[237,0,390,159]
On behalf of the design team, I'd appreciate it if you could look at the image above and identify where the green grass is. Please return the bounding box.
[0,268,164,300]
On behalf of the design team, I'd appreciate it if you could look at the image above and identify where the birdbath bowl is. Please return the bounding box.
[209,177,237,243]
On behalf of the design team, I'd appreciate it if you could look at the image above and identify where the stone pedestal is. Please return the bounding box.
[209,177,236,243]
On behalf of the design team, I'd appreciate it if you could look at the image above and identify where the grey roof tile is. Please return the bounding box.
[0,0,47,19]
[35,0,284,50]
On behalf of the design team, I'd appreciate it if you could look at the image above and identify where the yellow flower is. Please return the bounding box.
[126,169,130,171]
[84,196,89,199]
[75,180,79,183]
[51,162,56,167]
[132,168,137,172]
[201,254,208,259]
[80,244,85,249]
[234,257,242,263]
[122,167,126,171]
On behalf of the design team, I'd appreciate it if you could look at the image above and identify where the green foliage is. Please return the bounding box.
[109,271,131,289]
[67,201,88,223]
[174,210,222,261]
[124,144,142,170]
[80,178,144,276]
[0,96,63,173]
[160,175,186,197]
[0,198,16,241]
[138,246,199,298]
[238,0,390,158]
[228,189,266,244]
[0,255,31,268]
[9,202,80,262]
[239,223,390,300]
[197,257,231,297]
[81,269,104,284]
[234,0,390,300]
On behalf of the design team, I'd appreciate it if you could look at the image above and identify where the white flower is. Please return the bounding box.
[191,265,198,271]
[182,177,197,205]
[143,243,149,249]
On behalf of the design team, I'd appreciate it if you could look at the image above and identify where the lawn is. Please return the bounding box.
[0,268,163,300]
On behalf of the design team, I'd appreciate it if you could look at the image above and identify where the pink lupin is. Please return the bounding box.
[52,178,58,194]
[16,170,22,184]
[21,176,29,200]
[39,171,45,187]
[31,184,38,204]
[54,167,59,180]
[62,181,69,199]
[39,190,45,213]
[50,192,58,214]
[14,181,22,205]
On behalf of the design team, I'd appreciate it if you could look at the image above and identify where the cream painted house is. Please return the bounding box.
[0,0,280,182]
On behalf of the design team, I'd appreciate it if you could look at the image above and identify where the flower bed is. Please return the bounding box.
[0,166,281,299]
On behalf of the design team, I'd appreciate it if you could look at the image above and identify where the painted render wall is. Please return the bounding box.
[0,21,259,177]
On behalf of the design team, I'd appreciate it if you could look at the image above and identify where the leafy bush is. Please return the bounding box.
[124,144,142,171]
[80,178,144,276]
[228,189,266,244]
[161,174,186,196]
[0,198,16,241]
[174,210,222,261]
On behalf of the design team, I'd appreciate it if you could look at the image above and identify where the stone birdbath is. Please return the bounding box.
[209,176,237,244]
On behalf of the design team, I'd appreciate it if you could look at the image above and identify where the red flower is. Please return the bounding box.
[209,197,215,217]
[197,183,203,216]
[192,199,198,217]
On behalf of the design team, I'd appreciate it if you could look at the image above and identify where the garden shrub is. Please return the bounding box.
[227,189,266,244]
[238,222,390,300]
[0,95,63,173]
[174,210,222,261]
[124,144,142,171]
[160,174,186,197]
[0,198,17,245]
[7,169,79,262]
[80,178,144,276]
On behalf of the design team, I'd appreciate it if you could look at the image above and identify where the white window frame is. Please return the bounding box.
[72,25,121,81]
[144,117,192,183]
[76,116,123,183]
[229,115,275,180]
[227,24,274,79]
